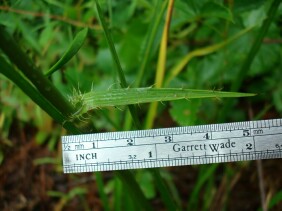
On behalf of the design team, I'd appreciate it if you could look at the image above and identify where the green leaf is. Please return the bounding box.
[136,170,156,199]
[66,187,87,200]
[233,0,265,12]
[47,191,65,198]
[111,0,137,27]
[241,6,266,28]
[44,28,88,77]
[268,190,282,210]
[164,27,252,86]
[70,87,255,118]
[115,171,153,211]
[170,99,201,126]
[200,2,233,22]
[119,19,147,71]
[33,157,58,165]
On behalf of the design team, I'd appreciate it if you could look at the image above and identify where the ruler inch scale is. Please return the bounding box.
[62,118,282,173]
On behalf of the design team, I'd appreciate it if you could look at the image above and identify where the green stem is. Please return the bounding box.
[0,26,96,133]
[219,0,280,121]
[0,56,82,134]
[0,26,75,117]
[94,2,154,209]
[94,0,141,129]
[145,0,174,129]
[94,1,126,88]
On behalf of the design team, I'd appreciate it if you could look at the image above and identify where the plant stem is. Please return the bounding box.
[0,56,82,134]
[144,1,180,209]
[94,2,153,209]
[145,0,174,129]
[0,26,75,117]
[94,0,141,129]
[0,26,97,133]
[219,0,281,121]
[164,27,253,86]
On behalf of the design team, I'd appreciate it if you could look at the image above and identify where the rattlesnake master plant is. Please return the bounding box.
[68,87,255,121]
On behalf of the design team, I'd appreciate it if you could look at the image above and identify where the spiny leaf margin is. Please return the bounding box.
[69,87,255,120]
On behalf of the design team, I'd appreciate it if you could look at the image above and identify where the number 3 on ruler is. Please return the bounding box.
[165,136,172,142]
[127,139,134,146]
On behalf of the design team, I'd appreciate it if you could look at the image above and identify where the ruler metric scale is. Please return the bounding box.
[62,119,282,173]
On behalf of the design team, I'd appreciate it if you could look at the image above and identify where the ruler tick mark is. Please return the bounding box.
[62,118,282,173]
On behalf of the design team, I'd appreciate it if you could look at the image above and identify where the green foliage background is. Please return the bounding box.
[0,0,281,210]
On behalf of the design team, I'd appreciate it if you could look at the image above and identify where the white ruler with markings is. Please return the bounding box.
[62,118,282,173]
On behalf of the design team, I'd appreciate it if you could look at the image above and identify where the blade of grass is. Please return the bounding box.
[0,56,82,134]
[219,0,281,121]
[187,164,218,210]
[94,1,126,87]
[94,0,141,129]
[164,27,253,86]
[124,189,135,211]
[145,0,174,129]
[203,172,216,210]
[149,168,178,211]
[44,28,88,77]
[266,190,282,210]
[114,176,122,211]
[95,172,110,211]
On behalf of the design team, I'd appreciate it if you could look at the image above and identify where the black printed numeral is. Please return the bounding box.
[243,130,250,137]
[204,133,210,140]
[246,143,253,150]
[64,144,70,150]
[128,155,136,159]
[165,136,172,143]
[127,139,134,146]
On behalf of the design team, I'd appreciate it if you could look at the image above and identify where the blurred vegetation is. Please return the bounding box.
[0,0,281,210]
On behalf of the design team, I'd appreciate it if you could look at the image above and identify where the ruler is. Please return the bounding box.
[62,118,282,173]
